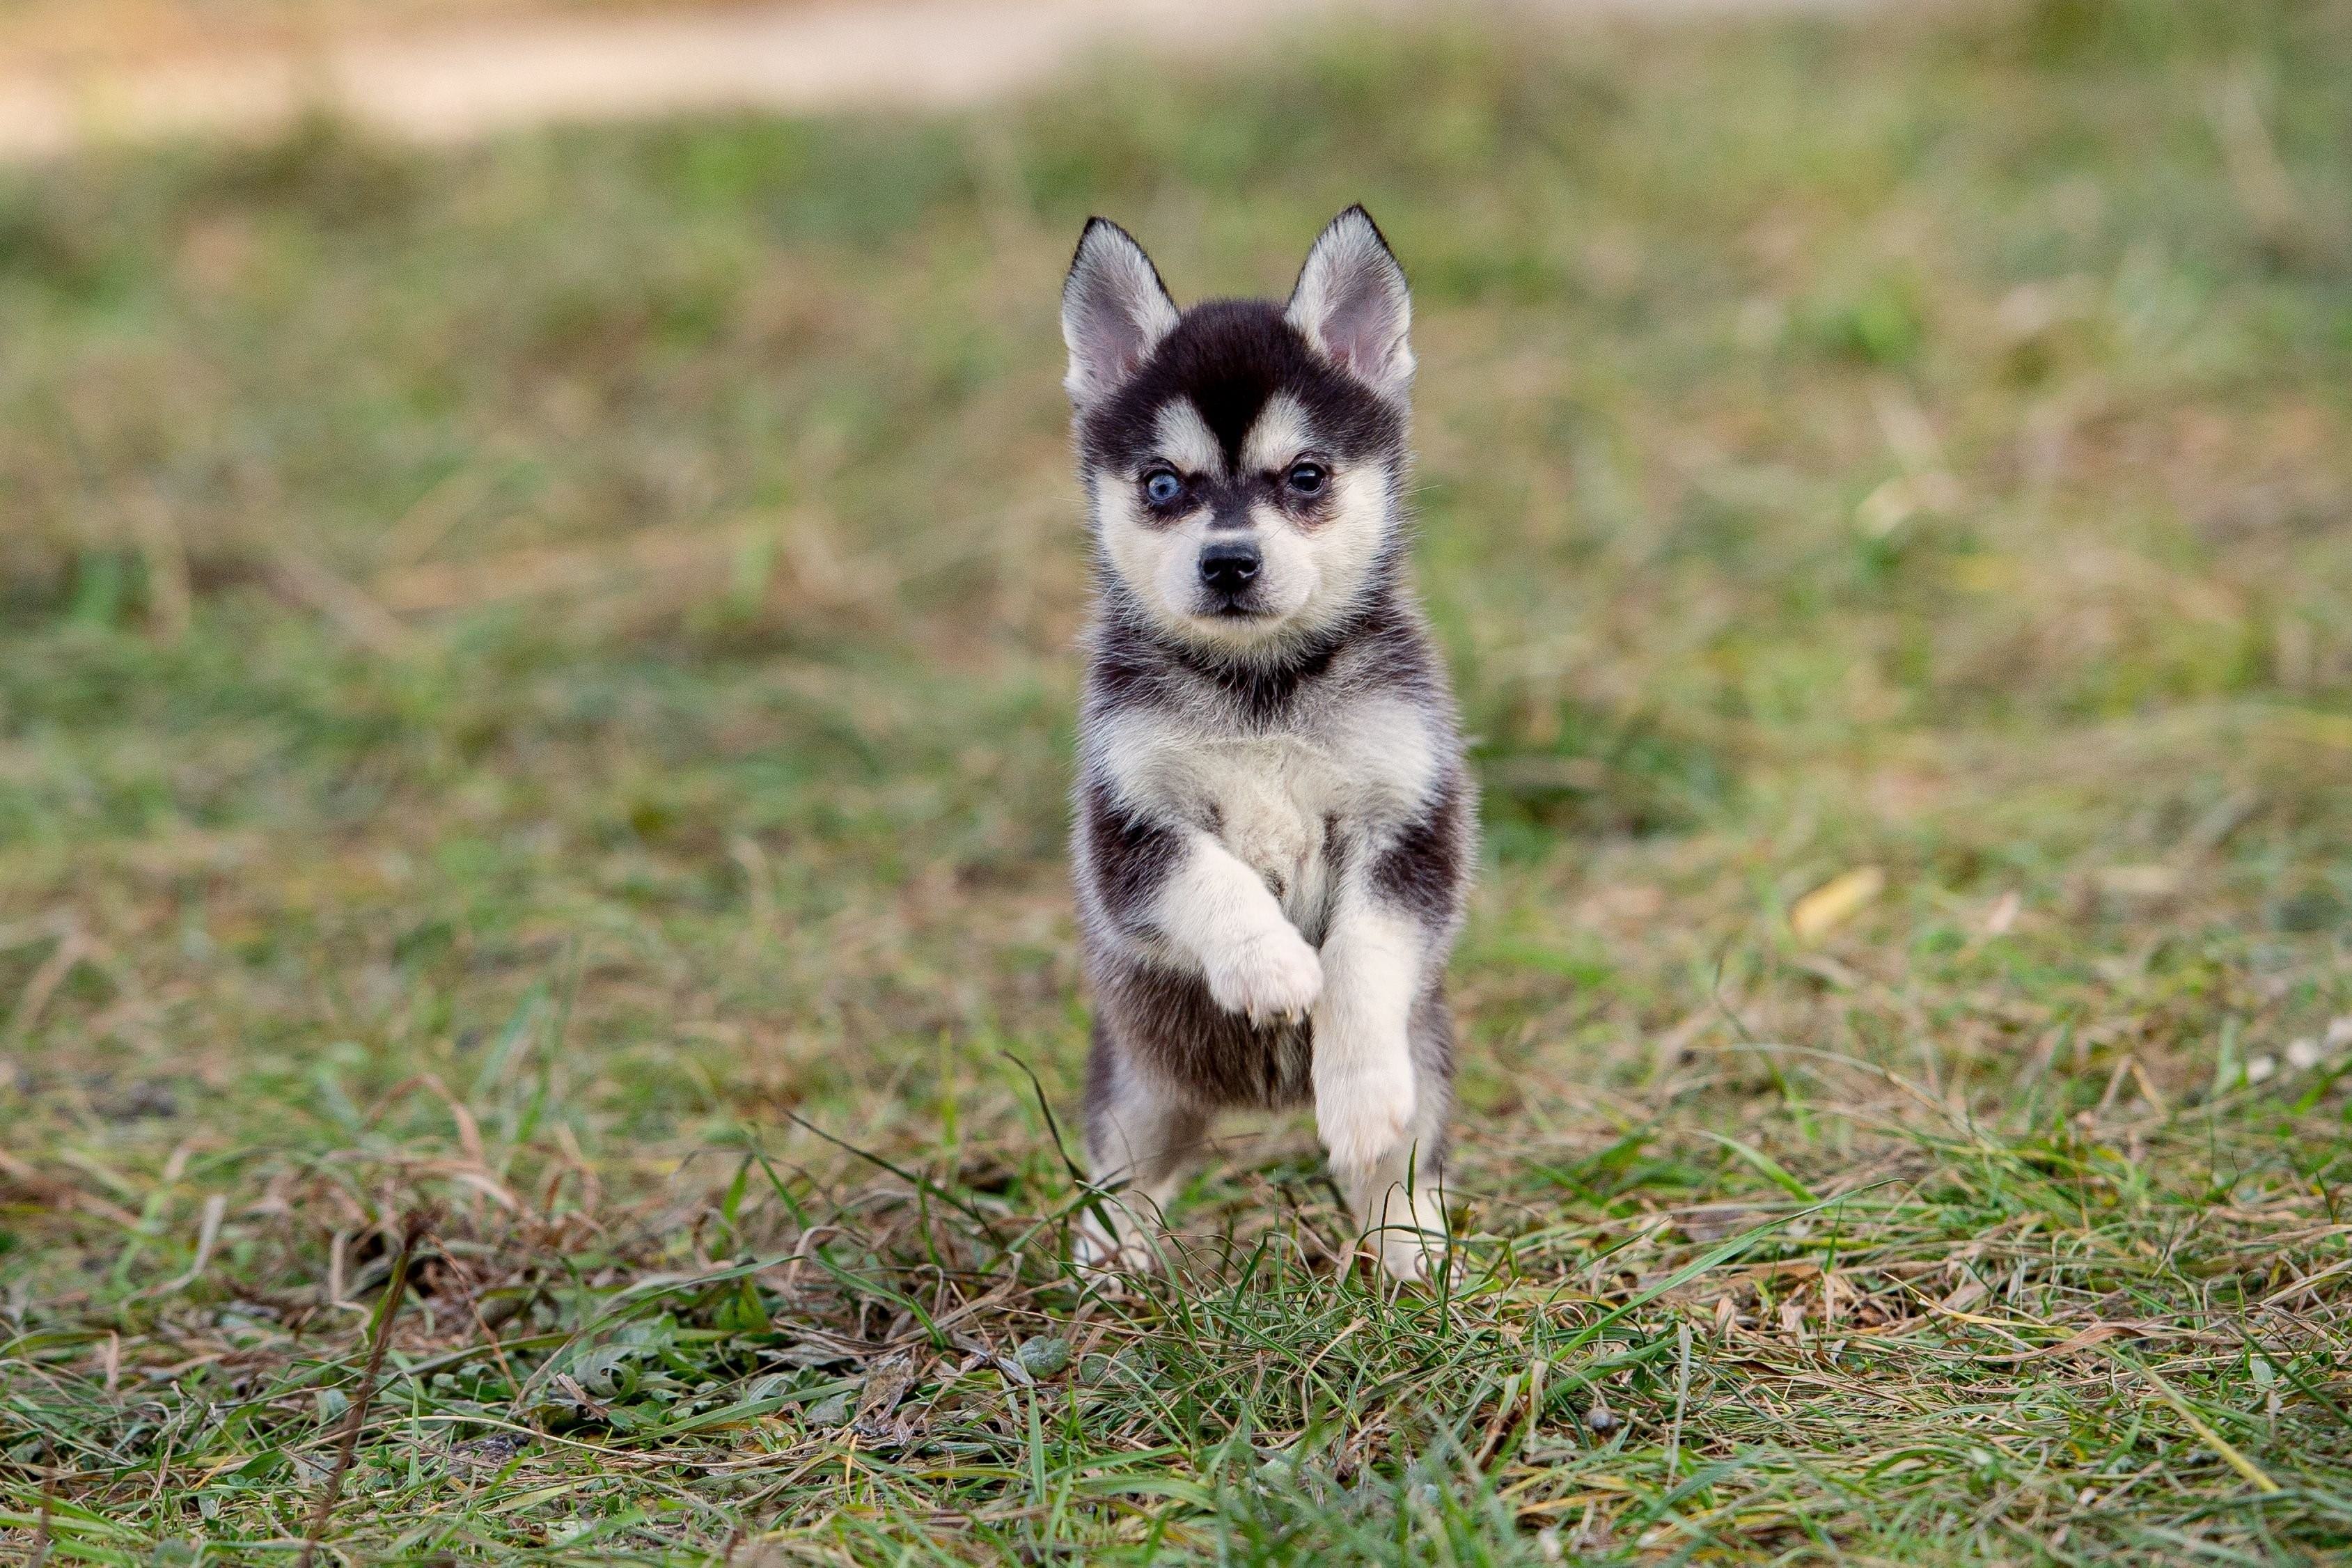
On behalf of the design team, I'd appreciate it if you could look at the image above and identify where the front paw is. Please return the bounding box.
[1315,1053,1418,1177]
[1375,1215,1448,1284]
[1073,1210,1161,1278]
[1202,926,1324,1026]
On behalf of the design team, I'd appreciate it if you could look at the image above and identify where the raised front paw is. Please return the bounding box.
[1315,1053,1418,1177]
[1203,925,1324,1026]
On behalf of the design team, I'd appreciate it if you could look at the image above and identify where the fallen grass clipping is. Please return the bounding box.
[6,0,2352,1560]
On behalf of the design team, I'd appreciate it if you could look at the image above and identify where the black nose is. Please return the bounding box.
[1198,539,1261,596]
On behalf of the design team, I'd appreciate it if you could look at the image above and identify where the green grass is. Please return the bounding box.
[6,0,2352,1559]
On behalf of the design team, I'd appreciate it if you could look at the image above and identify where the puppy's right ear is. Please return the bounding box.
[1062,219,1178,409]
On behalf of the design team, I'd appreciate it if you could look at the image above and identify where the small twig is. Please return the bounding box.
[1473,1365,1530,1467]
[148,1422,176,1507]
[28,1441,55,1568]
[267,551,411,656]
[1667,1318,1693,1476]
[299,1213,426,1568]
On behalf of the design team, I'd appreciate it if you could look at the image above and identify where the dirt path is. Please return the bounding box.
[0,0,1879,162]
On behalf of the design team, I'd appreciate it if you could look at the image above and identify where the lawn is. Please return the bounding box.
[4,0,2352,1560]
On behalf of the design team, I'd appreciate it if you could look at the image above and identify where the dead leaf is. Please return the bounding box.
[2095,864,2181,900]
[855,1353,919,1424]
[1790,867,1885,942]
[760,1335,863,1370]
[1982,891,2021,936]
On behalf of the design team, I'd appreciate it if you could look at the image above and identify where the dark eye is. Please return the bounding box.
[1285,462,1328,496]
[1142,469,1184,505]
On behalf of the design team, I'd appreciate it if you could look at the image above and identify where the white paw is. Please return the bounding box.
[1375,1218,1448,1284]
[1202,925,1324,1026]
[1356,1182,1449,1283]
[1315,1053,1417,1177]
[1072,1207,1161,1277]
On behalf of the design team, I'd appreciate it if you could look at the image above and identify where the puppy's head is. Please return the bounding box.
[1062,207,1414,657]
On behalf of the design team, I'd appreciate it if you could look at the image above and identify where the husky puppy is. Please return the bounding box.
[1060,207,1475,1282]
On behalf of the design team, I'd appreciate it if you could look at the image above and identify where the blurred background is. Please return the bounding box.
[6,0,2346,1113]
[3,0,2351,1554]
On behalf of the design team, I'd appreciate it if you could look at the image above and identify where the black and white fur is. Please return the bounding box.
[1061,207,1475,1282]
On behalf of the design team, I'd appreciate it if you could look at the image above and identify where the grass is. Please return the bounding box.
[4,0,2352,1559]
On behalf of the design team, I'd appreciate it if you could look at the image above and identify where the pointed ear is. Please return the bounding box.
[1061,218,1179,409]
[1285,205,1413,402]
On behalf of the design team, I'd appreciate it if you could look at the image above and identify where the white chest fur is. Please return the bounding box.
[1092,696,1441,930]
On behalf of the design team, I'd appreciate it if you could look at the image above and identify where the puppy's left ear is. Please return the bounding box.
[1286,205,1413,403]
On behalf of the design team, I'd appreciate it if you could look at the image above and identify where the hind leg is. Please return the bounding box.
[1074,1021,1209,1274]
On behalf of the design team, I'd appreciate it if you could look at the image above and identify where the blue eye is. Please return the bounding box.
[1143,469,1184,505]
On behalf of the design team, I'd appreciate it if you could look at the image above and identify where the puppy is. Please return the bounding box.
[1060,207,1475,1282]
